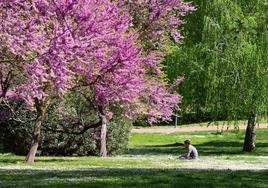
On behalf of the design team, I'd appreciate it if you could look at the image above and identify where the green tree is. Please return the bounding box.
[164,0,268,151]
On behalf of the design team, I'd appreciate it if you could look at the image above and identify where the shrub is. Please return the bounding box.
[0,100,132,156]
[107,121,131,156]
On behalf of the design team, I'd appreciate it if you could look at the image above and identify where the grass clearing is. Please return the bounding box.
[0,128,267,187]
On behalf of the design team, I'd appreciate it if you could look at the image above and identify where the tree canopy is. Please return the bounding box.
[0,0,193,162]
[164,0,268,151]
[165,0,268,122]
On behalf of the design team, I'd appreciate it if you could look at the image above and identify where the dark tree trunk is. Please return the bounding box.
[26,98,47,164]
[100,114,107,157]
[0,70,13,99]
[243,114,257,152]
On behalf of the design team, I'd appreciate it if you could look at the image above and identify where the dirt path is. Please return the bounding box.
[132,123,268,133]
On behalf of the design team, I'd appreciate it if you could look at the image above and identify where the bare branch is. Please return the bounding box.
[43,120,102,135]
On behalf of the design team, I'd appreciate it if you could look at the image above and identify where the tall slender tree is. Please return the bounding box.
[164,0,268,151]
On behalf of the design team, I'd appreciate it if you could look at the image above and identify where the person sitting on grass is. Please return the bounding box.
[179,140,198,160]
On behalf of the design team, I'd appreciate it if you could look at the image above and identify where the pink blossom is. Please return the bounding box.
[0,0,188,124]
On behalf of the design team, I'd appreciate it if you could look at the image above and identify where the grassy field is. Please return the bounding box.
[0,129,267,187]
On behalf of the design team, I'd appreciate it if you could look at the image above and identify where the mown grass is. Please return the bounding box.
[129,128,268,157]
[0,128,267,187]
[0,168,268,188]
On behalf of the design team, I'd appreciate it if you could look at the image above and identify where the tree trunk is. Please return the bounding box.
[0,70,13,99]
[243,114,257,152]
[100,114,107,157]
[25,99,47,164]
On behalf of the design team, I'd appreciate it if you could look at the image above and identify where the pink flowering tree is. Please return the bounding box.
[116,0,194,93]
[0,0,192,160]
[117,0,194,87]
[115,0,194,117]
[68,0,187,156]
[116,0,195,48]
[0,0,76,163]
[94,0,194,156]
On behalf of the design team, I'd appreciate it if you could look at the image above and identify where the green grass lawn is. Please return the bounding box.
[0,129,267,188]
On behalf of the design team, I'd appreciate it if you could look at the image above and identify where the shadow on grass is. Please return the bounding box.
[34,158,77,163]
[0,168,267,188]
[125,141,268,156]
[0,157,78,165]
[0,158,23,164]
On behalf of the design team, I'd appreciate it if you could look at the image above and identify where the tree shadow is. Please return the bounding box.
[0,158,23,164]
[0,168,267,188]
[0,157,78,164]
[34,158,77,163]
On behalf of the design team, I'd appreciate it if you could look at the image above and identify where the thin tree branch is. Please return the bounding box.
[43,120,102,135]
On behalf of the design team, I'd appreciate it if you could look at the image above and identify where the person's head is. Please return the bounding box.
[183,140,191,148]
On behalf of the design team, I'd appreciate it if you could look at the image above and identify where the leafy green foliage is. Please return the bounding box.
[107,121,132,156]
[0,98,132,156]
[164,0,268,123]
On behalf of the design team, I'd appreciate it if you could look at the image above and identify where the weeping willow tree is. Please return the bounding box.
[164,0,268,151]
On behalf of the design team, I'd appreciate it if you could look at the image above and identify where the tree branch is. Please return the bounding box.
[43,119,102,135]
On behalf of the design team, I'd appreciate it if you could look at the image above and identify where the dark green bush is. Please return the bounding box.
[107,121,131,156]
[0,99,132,156]
[0,100,33,155]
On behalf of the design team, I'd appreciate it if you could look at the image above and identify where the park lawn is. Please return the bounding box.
[0,128,267,187]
